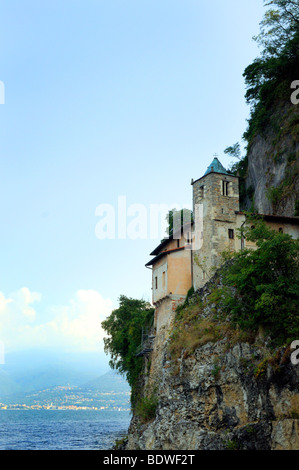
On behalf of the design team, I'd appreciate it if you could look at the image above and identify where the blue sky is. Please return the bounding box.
[0,0,265,361]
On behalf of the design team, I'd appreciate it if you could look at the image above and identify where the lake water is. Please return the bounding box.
[0,409,130,450]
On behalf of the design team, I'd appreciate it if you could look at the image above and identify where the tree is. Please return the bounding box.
[224,143,241,161]
[222,217,299,346]
[242,0,299,141]
[101,295,154,403]
[164,208,193,239]
[253,0,299,58]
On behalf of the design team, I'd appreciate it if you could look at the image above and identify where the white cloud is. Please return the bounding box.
[0,292,12,314]
[0,288,114,353]
[13,287,41,321]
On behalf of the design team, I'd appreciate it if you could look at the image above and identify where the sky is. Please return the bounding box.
[0,0,266,367]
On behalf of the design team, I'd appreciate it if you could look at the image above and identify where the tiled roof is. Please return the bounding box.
[204,157,229,176]
[145,247,186,267]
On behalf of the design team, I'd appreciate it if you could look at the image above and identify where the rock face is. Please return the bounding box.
[125,280,299,450]
[243,102,299,217]
[127,341,299,450]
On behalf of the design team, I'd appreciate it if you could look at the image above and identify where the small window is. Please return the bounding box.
[177,239,180,248]
[228,229,234,239]
[155,277,158,289]
[199,185,204,198]
[222,181,229,196]
[162,272,165,289]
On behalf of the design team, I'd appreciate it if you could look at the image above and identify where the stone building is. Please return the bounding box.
[146,157,299,332]
[191,157,242,290]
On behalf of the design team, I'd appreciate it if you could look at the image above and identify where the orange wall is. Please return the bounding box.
[167,250,192,296]
[152,244,192,303]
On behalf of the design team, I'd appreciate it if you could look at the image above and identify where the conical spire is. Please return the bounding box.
[204,157,228,176]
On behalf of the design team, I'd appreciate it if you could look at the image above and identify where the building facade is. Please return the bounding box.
[145,225,192,331]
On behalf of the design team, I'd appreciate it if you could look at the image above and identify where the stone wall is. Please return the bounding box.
[154,296,185,332]
[192,172,240,290]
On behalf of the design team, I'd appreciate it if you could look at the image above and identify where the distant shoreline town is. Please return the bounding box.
[0,403,130,411]
[0,382,131,412]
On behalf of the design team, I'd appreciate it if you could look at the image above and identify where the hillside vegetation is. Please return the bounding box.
[170,217,299,360]
[226,0,299,214]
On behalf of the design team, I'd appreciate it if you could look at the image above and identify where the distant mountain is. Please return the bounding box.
[0,369,21,397]
[80,370,130,393]
[0,349,111,398]
[0,369,131,410]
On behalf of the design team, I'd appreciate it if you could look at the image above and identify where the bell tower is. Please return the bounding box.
[191,157,240,290]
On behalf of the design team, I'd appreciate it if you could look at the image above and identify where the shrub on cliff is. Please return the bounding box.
[221,217,299,346]
[101,295,154,404]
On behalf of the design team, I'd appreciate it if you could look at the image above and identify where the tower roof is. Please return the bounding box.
[204,157,228,176]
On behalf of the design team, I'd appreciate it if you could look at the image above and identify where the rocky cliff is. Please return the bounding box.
[125,276,299,451]
[242,97,299,217]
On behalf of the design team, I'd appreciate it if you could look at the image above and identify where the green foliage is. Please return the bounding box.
[113,436,128,449]
[225,439,240,450]
[186,285,195,299]
[253,0,299,58]
[211,362,221,380]
[134,394,158,423]
[221,217,299,347]
[243,1,299,143]
[224,3,299,213]
[225,142,248,178]
[224,143,251,208]
[266,158,299,209]
[254,358,269,379]
[164,208,193,240]
[176,286,195,313]
[266,185,284,205]
[101,295,154,404]
[224,143,241,160]
[287,151,297,163]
